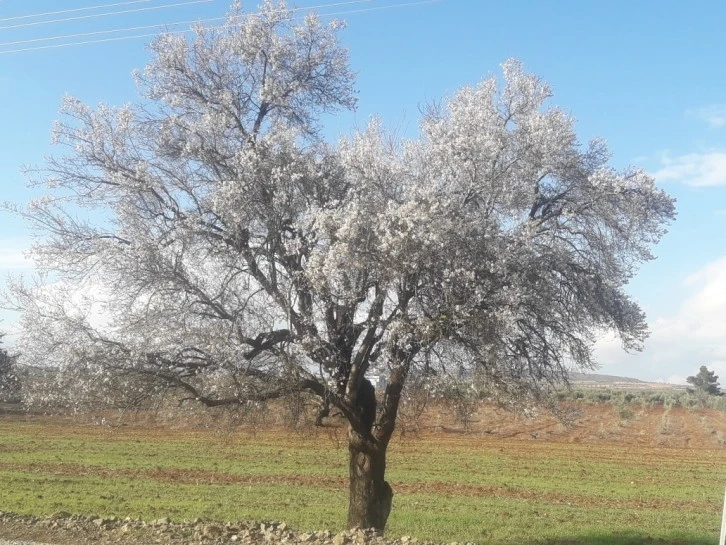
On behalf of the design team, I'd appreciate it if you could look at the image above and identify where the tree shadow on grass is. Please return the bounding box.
[516,532,717,545]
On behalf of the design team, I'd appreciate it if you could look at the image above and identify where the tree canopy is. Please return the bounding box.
[9,0,676,531]
[687,366,720,396]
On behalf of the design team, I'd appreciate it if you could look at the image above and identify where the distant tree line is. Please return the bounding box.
[0,335,20,403]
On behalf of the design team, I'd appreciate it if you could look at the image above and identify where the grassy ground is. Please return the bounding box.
[1,417,725,544]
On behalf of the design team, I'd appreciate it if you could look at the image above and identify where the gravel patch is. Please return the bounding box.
[0,512,475,545]
[0,541,55,545]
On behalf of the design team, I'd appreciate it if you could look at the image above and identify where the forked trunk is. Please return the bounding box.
[344,370,406,531]
[347,438,393,530]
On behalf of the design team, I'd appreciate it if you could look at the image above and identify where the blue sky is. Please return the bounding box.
[1,0,725,383]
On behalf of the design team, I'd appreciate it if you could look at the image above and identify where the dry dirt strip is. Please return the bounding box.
[0,541,54,545]
[0,514,455,545]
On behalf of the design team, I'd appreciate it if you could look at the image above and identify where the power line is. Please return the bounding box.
[0,0,153,23]
[325,0,439,18]
[0,0,398,54]
[0,0,440,56]
[0,0,214,31]
[0,0,377,47]
[0,17,224,48]
[0,30,181,53]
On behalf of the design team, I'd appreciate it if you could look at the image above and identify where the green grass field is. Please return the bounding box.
[1,418,725,544]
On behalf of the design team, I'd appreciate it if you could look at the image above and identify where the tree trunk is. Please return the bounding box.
[346,436,393,531]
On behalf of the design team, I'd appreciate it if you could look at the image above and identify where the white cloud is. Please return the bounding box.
[0,251,29,269]
[595,256,726,382]
[652,151,726,187]
[0,239,33,270]
[689,104,726,128]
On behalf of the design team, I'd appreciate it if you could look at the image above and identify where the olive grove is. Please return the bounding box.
[9,0,675,531]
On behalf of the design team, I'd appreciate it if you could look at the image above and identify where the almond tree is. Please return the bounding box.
[9,0,675,531]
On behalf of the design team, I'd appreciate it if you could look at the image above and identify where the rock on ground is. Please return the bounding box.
[0,512,477,545]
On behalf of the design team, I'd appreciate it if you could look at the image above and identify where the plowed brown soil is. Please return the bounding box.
[2,402,726,545]
[423,402,726,449]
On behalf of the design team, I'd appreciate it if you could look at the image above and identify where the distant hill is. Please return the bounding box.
[567,372,686,391]
[569,372,645,384]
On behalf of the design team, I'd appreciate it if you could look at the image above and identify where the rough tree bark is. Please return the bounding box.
[347,435,393,530]
[345,366,407,530]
